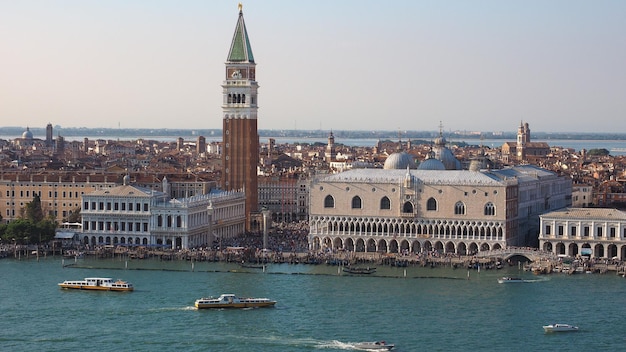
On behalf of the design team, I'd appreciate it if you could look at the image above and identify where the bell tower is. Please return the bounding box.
[222,4,259,229]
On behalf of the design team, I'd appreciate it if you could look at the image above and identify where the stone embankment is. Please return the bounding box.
[3,244,625,277]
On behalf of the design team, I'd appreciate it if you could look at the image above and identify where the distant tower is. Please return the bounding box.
[196,136,206,155]
[221,4,259,228]
[516,121,531,161]
[46,123,53,147]
[55,135,65,154]
[325,131,336,162]
[177,137,184,151]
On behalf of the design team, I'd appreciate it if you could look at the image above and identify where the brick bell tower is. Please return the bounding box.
[222,4,259,229]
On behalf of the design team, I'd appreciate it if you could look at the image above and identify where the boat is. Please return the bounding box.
[497,276,524,283]
[194,294,276,309]
[542,323,579,332]
[58,277,134,291]
[343,266,376,274]
[239,261,266,269]
[353,341,395,350]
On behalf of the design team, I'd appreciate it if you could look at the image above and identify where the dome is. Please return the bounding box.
[22,127,33,139]
[418,157,446,170]
[383,151,416,170]
[434,146,462,170]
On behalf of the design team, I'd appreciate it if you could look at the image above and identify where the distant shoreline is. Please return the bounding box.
[2,126,626,142]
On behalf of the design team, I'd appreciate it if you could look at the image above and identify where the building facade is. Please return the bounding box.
[539,207,626,260]
[258,175,309,222]
[221,5,259,229]
[309,165,571,254]
[80,177,245,249]
[0,172,219,224]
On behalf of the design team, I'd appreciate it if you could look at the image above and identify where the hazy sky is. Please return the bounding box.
[1,1,625,133]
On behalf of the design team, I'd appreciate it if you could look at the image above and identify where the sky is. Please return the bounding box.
[1,0,625,133]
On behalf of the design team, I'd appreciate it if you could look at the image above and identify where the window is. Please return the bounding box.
[380,196,391,210]
[545,225,551,235]
[484,202,495,216]
[558,226,563,236]
[454,202,466,215]
[351,196,362,209]
[610,228,616,238]
[584,226,589,237]
[597,227,603,237]
[570,226,576,236]
[324,195,335,208]
[403,201,413,213]
[427,197,437,211]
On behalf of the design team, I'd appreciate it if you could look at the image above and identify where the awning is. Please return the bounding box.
[55,232,78,239]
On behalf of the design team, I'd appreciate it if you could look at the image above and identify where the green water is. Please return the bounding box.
[1,257,625,351]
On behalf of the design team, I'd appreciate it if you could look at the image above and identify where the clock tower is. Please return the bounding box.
[222,4,259,229]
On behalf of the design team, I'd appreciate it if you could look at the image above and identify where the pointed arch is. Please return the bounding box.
[454,201,466,215]
[324,195,335,208]
[351,196,362,209]
[380,196,391,210]
[427,197,437,211]
[484,202,496,216]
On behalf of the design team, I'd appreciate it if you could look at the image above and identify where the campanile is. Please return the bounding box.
[222,4,259,228]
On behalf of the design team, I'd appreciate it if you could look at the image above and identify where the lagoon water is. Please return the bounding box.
[2,257,625,351]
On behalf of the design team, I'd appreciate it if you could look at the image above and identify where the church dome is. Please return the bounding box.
[418,157,446,170]
[434,146,462,170]
[383,151,416,170]
[22,127,33,139]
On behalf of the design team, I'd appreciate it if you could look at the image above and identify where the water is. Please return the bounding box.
[3,132,626,156]
[1,257,625,351]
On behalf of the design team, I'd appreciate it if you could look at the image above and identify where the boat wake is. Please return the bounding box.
[315,339,361,350]
[522,277,550,283]
[147,306,197,312]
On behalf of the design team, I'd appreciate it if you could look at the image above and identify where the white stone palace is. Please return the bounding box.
[309,164,571,255]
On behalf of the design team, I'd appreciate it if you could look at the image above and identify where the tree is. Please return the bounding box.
[587,148,610,156]
[67,207,81,223]
[3,219,35,244]
[24,194,44,223]
[36,220,57,243]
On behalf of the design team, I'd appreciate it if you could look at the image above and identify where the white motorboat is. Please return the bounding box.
[353,341,395,350]
[194,294,276,309]
[542,323,579,332]
[497,276,524,283]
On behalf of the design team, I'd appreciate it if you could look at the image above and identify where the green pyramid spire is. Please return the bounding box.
[227,5,255,63]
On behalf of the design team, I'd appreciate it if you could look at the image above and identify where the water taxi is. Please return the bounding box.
[353,341,395,350]
[542,323,579,332]
[194,294,276,309]
[58,277,134,291]
[497,277,524,283]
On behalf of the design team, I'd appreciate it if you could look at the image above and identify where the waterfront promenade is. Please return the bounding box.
[3,242,625,277]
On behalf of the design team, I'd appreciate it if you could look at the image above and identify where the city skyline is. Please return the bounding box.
[1,0,625,133]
